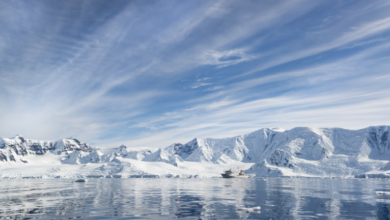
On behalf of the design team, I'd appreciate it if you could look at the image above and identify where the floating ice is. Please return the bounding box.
[237,206,261,212]
[376,191,390,195]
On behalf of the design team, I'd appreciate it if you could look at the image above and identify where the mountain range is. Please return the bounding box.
[1,126,389,179]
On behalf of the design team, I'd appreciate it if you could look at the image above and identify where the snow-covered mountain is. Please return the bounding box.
[1,126,390,179]
[0,135,93,163]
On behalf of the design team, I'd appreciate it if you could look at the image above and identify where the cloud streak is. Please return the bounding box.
[199,49,258,68]
[0,0,390,150]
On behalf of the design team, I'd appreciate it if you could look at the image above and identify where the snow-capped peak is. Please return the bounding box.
[1,126,390,179]
[11,134,24,139]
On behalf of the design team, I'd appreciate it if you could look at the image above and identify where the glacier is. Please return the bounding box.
[0,126,389,179]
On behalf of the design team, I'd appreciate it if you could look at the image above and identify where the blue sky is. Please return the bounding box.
[1,0,390,149]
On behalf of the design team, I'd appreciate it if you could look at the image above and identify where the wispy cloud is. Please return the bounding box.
[204,86,223,91]
[232,13,390,79]
[199,49,258,68]
[1,0,390,150]
[339,38,385,50]
[114,42,390,148]
[191,82,213,89]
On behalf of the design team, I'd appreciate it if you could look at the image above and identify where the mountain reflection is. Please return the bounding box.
[0,178,390,219]
[174,195,203,218]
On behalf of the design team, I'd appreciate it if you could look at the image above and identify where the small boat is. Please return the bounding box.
[75,179,87,182]
[221,168,251,178]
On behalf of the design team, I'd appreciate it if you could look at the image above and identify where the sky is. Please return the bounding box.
[1,0,390,149]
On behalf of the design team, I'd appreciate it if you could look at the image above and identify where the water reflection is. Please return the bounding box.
[0,178,390,219]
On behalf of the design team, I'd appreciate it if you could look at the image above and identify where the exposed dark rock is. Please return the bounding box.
[29,144,46,155]
[119,145,127,149]
[173,143,183,156]
[367,127,390,154]
[0,152,7,162]
[8,144,28,156]
[61,140,92,152]
[9,154,15,162]
[72,138,81,145]
[19,136,26,143]
[382,131,389,147]
[269,149,294,168]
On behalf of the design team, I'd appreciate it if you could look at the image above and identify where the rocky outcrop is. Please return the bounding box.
[0,135,93,163]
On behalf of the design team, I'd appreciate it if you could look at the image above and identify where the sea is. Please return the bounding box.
[1,178,390,219]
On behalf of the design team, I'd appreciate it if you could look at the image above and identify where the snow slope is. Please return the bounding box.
[1,126,389,178]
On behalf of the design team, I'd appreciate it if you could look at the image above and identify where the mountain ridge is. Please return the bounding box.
[1,126,389,178]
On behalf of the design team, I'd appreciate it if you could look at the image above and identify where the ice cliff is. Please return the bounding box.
[1,126,389,178]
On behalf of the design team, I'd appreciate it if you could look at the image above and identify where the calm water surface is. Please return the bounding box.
[1,178,390,219]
